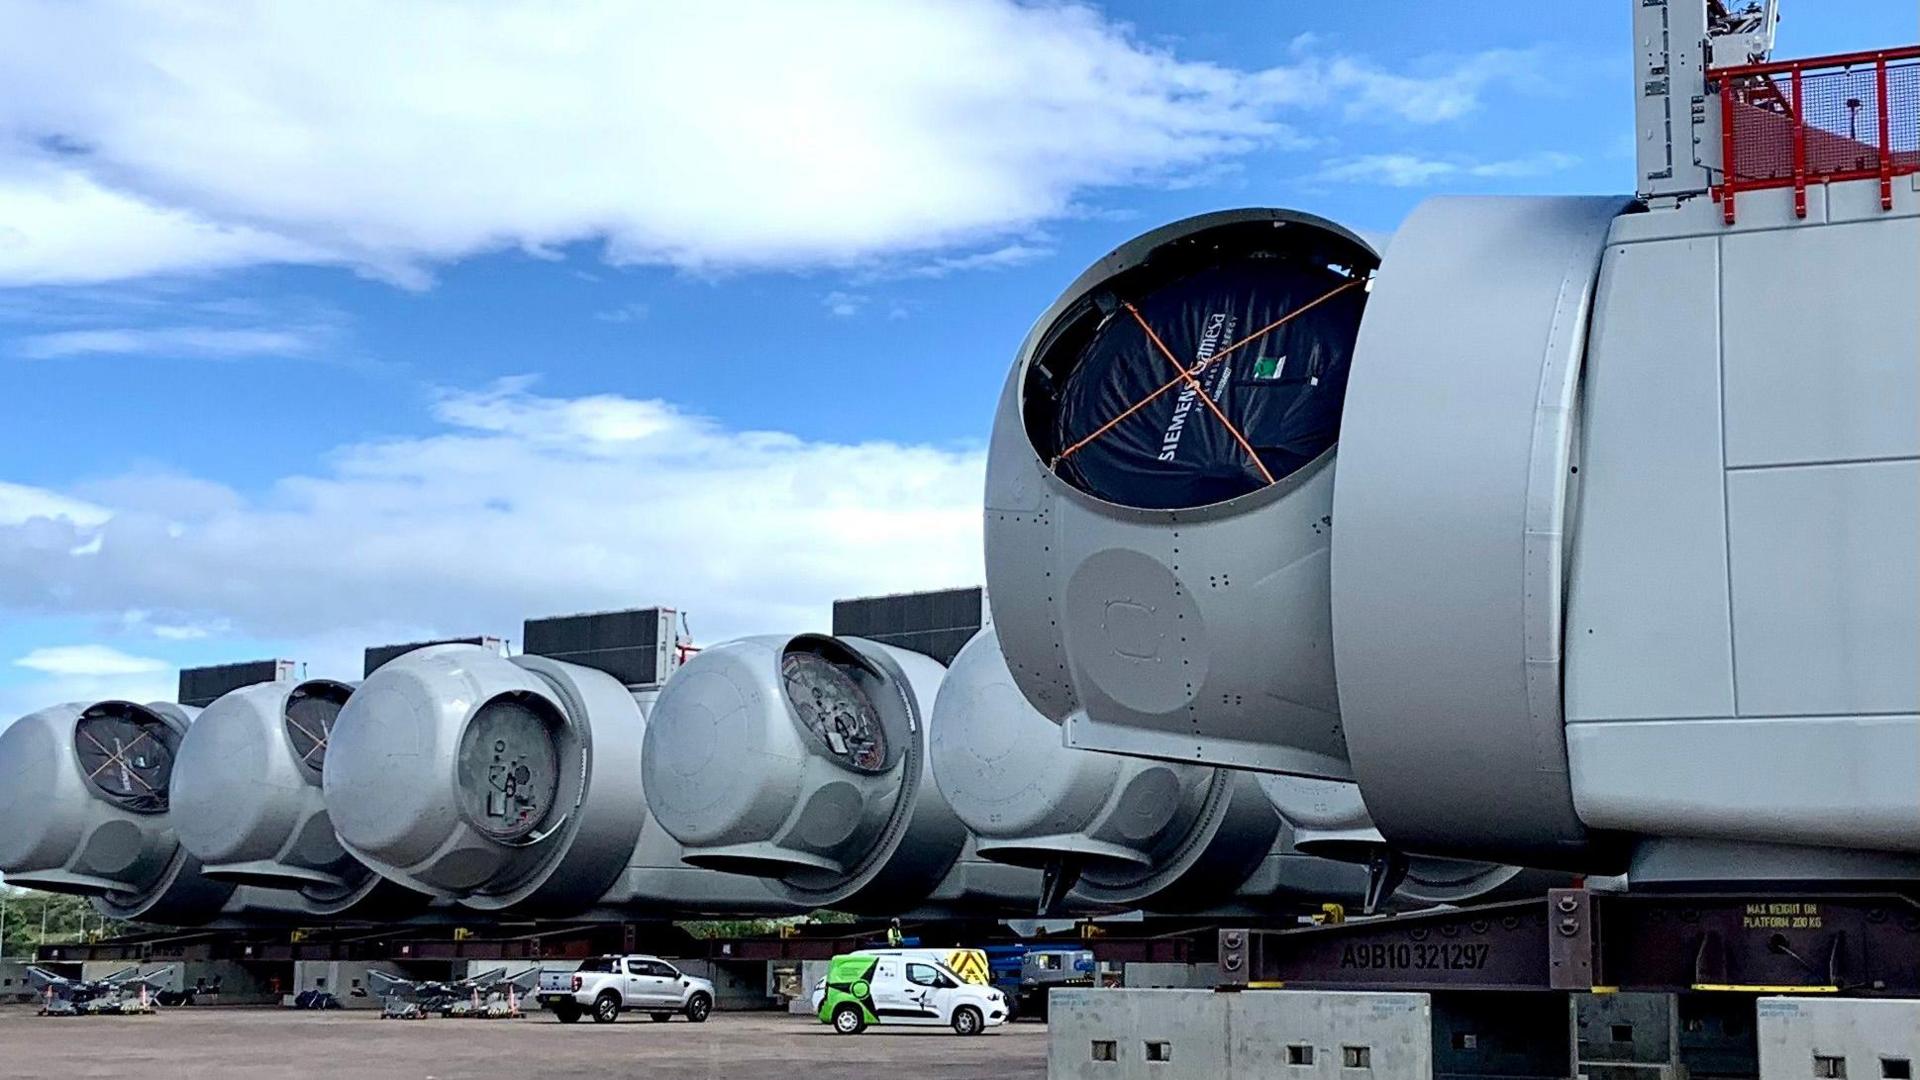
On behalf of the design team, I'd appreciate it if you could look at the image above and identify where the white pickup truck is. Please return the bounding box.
[536,955,715,1024]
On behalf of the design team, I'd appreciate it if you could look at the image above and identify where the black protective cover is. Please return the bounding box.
[1051,259,1364,509]
[74,710,177,813]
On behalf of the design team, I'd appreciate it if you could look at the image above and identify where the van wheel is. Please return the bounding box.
[831,1003,866,1035]
[951,1005,983,1036]
[685,993,712,1023]
[592,992,621,1023]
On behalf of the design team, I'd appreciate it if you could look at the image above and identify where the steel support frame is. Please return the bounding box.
[1219,889,1920,995]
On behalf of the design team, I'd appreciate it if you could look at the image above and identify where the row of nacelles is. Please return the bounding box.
[0,622,1535,928]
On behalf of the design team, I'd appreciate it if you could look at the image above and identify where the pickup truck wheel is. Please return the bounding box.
[685,993,712,1023]
[592,992,621,1023]
[648,1012,673,1022]
[831,1003,866,1035]
[553,1003,582,1024]
[951,1005,983,1036]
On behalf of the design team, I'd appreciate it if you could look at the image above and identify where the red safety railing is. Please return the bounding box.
[1712,45,1920,223]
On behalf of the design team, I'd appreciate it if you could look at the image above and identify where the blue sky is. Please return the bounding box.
[0,0,1913,717]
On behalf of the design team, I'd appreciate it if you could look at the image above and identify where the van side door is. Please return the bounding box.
[900,962,948,1021]
[869,959,915,1020]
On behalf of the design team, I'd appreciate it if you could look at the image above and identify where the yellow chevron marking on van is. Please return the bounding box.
[945,950,990,985]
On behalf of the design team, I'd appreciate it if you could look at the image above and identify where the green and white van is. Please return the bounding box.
[816,953,1008,1035]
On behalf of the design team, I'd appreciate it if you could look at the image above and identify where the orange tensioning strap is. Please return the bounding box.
[80,728,158,790]
[285,716,329,763]
[1126,304,1276,485]
[1050,276,1364,472]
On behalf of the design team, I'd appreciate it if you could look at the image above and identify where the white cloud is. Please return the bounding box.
[0,379,987,650]
[15,325,316,360]
[120,610,226,641]
[592,302,650,324]
[15,644,167,677]
[1311,150,1579,188]
[822,291,868,317]
[0,668,176,727]
[0,2,1547,287]
[0,481,111,528]
[903,243,1054,279]
[0,164,328,287]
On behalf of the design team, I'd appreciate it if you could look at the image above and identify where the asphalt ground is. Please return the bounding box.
[0,1004,1047,1080]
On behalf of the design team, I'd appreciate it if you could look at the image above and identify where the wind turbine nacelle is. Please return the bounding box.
[0,700,236,923]
[322,644,647,916]
[170,678,425,918]
[641,634,1002,914]
[983,203,1624,873]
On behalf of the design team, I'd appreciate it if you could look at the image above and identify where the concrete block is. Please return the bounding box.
[790,959,830,1015]
[81,959,281,1005]
[1049,987,1431,1080]
[675,959,776,1011]
[1758,998,1920,1080]
[1121,962,1218,989]
[1577,993,1683,1080]
[2,959,42,1002]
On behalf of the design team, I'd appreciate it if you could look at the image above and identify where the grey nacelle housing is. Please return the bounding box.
[985,208,1372,781]
[0,699,235,924]
[985,201,1640,874]
[322,644,647,915]
[641,633,969,913]
[932,626,1290,911]
[170,678,424,918]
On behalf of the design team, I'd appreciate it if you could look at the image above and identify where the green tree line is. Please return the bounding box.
[0,885,129,957]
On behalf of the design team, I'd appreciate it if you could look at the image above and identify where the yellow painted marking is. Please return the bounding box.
[1691,983,1840,993]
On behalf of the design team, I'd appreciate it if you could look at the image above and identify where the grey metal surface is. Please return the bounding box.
[928,626,1378,914]
[1253,774,1546,907]
[1047,987,1432,1080]
[1727,461,1919,717]
[1570,714,1920,854]
[1624,838,1920,887]
[1564,235,1738,724]
[1565,187,1920,864]
[642,633,991,914]
[1633,0,1715,205]
[1332,194,1630,871]
[1721,218,1920,467]
[983,208,1376,778]
[578,687,807,918]
[322,644,647,915]
[929,627,1269,910]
